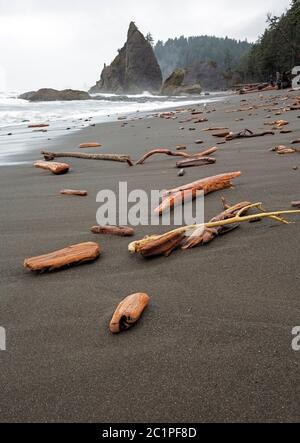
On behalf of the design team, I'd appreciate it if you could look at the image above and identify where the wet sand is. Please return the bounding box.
[0,90,300,423]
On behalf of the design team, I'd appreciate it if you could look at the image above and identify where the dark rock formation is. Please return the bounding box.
[161,69,202,96]
[90,22,162,94]
[19,88,91,102]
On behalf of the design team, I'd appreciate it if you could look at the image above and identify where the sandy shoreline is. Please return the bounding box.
[0,90,300,423]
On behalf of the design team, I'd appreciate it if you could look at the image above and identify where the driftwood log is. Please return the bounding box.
[225,129,275,141]
[156,172,241,215]
[34,160,70,175]
[60,189,88,196]
[91,225,134,237]
[79,143,102,148]
[176,157,216,168]
[109,293,150,334]
[24,242,100,272]
[41,150,134,166]
[271,146,298,155]
[135,149,191,165]
[28,124,49,128]
[212,131,231,138]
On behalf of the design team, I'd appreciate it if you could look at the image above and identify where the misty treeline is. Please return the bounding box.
[154,35,251,80]
[240,0,300,82]
[153,0,300,88]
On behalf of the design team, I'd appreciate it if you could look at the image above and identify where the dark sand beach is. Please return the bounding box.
[0,90,300,423]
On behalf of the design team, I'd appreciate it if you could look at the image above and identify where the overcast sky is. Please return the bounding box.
[0,0,291,92]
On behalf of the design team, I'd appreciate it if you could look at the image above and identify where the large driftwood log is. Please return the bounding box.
[91,225,134,237]
[24,242,100,272]
[135,149,191,165]
[225,129,275,141]
[60,189,88,196]
[156,172,241,215]
[110,293,150,334]
[176,157,216,168]
[79,143,102,148]
[41,150,134,166]
[34,160,70,175]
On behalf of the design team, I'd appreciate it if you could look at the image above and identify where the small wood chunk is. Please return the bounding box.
[194,140,203,144]
[24,242,100,272]
[60,189,88,196]
[28,124,49,128]
[34,160,70,175]
[291,139,300,144]
[91,225,134,237]
[110,293,150,334]
[79,143,102,148]
[176,145,187,151]
[177,169,186,177]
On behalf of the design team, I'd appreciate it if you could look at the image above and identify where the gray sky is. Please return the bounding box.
[0,0,291,92]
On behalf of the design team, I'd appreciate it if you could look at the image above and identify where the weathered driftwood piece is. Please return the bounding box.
[91,225,134,237]
[176,145,187,151]
[291,139,300,144]
[202,127,229,132]
[129,204,300,258]
[79,143,102,148]
[194,139,204,144]
[156,172,241,215]
[264,120,289,127]
[28,123,49,128]
[280,130,292,134]
[34,160,70,175]
[24,242,100,272]
[226,129,275,141]
[291,201,300,208]
[193,118,208,123]
[135,149,191,165]
[110,293,150,333]
[271,146,298,155]
[212,131,231,138]
[164,172,241,197]
[176,157,216,168]
[41,150,134,166]
[290,105,300,111]
[60,189,88,196]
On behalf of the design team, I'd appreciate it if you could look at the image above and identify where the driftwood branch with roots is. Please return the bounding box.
[225,129,275,141]
[129,201,300,258]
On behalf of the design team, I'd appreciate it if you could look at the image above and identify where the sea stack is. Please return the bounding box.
[89,22,162,94]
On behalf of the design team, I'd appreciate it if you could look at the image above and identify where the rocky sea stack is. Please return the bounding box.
[19,88,91,102]
[89,22,162,94]
[161,69,202,96]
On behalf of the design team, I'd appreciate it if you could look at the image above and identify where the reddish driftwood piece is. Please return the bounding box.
[60,189,88,196]
[41,150,133,166]
[24,242,100,272]
[156,172,241,215]
[91,225,134,237]
[34,160,70,175]
[79,143,102,148]
[176,157,216,168]
[225,129,274,141]
[135,149,191,165]
[271,146,298,155]
[212,131,231,138]
[182,201,251,249]
[28,124,49,128]
[110,293,150,334]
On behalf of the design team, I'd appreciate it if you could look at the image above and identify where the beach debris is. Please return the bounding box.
[155,172,241,215]
[194,139,204,144]
[193,118,208,123]
[129,202,300,258]
[264,119,289,128]
[135,149,191,165]
[41,150,134,166]
[226,129,275,141]
[280,130,293,134]
[176,157,216,168]
[176,145,187,151]
[109,293,150,334]
[202,127,229,132]
[34,160,70,175]
[291,139,300,144]
[91,225,134,237]
[291,201,300,208]
[60,189,88,196]
[271,146,298,155]
[79,143,102,148]
[177,169,186,177]
[212,131,231,138]
[28,124,49,128]
[24,242,100,272]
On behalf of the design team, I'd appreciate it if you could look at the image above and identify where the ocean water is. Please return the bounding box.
[0,91,225,165]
